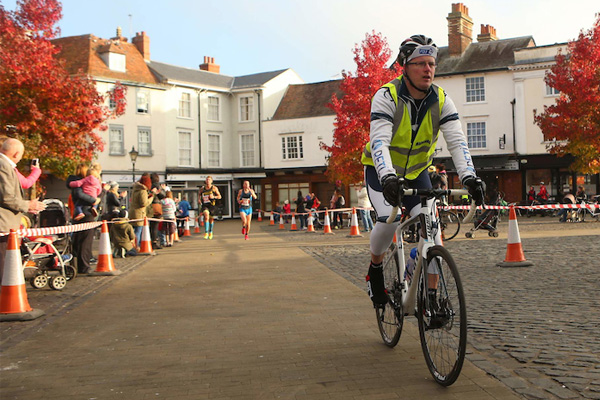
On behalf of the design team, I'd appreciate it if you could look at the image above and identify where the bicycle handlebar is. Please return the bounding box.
[385,188,479,224]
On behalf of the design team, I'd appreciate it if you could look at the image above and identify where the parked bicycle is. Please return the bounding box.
[375,187,477,386]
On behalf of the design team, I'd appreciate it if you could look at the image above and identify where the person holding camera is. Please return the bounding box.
[15,157,42,189]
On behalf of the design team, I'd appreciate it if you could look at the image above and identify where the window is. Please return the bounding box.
[100,52,126,73]
[208,96,220,121]
[138,127,152,155]
[278,183,309,206]
[545,84,560,96]
[137,90,149,114]
[466,122,487,149]
[108,87,117,110]
[281,134,303,160]
[466,77,485,102]
[178,131,192,166]
[208,133,221,167]
[240,133,255,167]
[109,125,124,155]
[178,92,191,118]
[239,96,254,121]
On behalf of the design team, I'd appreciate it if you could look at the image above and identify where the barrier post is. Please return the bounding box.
[497,206,533,267]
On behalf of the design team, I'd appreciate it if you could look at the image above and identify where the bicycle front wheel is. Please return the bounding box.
[416,245,466,386]
[375,244,403,347]
[440,210,460,241]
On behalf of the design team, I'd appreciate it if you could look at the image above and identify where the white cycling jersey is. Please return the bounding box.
[370,84,476,183]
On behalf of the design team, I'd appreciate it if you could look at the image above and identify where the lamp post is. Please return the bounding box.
[129,146,139,182]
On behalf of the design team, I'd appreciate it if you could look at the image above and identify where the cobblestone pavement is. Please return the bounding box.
[276,219,600,400]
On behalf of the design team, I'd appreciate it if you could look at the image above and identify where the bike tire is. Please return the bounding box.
[375,244,404,347]
[416,245,467,386]
[440,210,460,241]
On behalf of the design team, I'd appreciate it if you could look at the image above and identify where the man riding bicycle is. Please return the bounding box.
[361,34,486,306]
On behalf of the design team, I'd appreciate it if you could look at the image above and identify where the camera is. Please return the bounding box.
[31,158,39,167]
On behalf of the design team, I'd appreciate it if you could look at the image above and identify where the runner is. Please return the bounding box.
[237,181,257,240]
[198,176,222,240]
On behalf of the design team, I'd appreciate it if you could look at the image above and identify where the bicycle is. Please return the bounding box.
[438,208,460,241]
[374,187,477,386]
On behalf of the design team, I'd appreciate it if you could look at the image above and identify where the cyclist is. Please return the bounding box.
[361,34,486,306]
[237,180,257,240]
[198,176,222,240]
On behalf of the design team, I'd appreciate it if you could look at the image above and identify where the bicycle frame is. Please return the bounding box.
[387,189,475,317]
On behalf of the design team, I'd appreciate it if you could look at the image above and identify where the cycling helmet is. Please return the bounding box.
[397,35,438,66]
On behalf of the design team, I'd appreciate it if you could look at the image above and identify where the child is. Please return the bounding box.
[68,163,102,221]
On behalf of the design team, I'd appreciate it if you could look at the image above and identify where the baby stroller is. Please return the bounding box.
[465,194,502,238]
[22,199,75,290]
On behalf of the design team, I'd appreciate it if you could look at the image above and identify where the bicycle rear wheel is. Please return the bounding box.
[375,244,403,347]
[440,210,460,241]
[416,245,466,386]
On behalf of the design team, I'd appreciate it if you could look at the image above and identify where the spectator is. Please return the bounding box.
[282,200,291,223]
[129,174,156,247]
[104,181,126,220]
[16,157,42,189]
[110,210,137,257]
[538,182,549,201]
[356,182,374,232]
[575,186,587,202]
[272,202,282,224]
[332,189,345,229]
[68,163,103,221]
[0,138,46,283]
[66,163,100,275]
[177,195,191,231]
[527,186,536,203]
[161,190,176,247]
[149,173,166,249]
[294,190,307,230]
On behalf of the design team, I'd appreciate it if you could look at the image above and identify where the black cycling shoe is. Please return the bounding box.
[366,264,388,306]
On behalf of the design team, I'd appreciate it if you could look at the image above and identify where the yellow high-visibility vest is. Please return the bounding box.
[362,75,445,180]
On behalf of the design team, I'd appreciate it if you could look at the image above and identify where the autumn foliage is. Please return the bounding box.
[321,32,399,185]
[0,0,126,179]
[534,14,600,174]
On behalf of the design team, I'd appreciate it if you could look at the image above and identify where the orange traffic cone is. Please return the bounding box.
[306,212,315,232]
[194,217,201,234]
[347,207,363,237]
[322,210,334,234]
[290,213,298,231]
[497,206,533,267]
[182,217,191,237]
[257,210,262,222]
[95,221,121,275]
[279,213,285,230]
[269,212,275,226]
[138,217,155,255]
[0,230,45,321]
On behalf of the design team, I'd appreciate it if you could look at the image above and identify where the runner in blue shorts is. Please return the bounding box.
[237,181,257,240]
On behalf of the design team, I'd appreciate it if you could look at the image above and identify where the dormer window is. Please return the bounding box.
[98,42,126,72]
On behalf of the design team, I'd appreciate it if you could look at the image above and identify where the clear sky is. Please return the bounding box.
[3,0,598,83]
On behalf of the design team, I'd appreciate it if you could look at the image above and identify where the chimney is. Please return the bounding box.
[199,56,220,74]
[111,26,128,42]
[132,31,150,61]
[477,24,498,42]
[447,3,473,57]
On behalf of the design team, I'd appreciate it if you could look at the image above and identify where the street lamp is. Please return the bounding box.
[129,146,139,182]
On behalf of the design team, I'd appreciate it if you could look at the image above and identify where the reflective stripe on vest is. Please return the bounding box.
[362,76,445,180]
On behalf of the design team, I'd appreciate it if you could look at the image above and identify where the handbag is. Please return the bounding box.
[152,203,163,217]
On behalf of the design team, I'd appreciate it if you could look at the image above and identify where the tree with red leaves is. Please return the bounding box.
[534,14,600,174]
[0,0,126,179]
[320,31,399,185]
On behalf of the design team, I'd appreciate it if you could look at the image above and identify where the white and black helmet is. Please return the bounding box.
[397,35,438,66]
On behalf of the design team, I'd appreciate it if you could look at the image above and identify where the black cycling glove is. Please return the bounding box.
[462,176,486,206]
[382,174,403,207]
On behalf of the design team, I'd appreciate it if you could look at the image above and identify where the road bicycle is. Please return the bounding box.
[375,187,476,386]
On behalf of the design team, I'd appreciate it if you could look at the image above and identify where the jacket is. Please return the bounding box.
[362,75,476,183]
[110,218,135,251]
[129,181,154,227]
[0,155,29,232]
